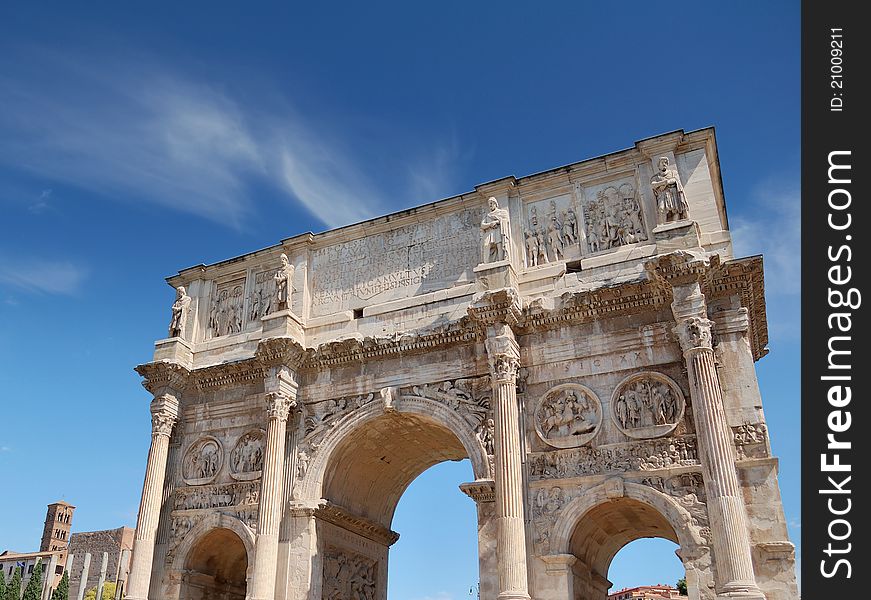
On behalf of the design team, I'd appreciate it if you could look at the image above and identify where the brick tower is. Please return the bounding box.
[40,501,75,553]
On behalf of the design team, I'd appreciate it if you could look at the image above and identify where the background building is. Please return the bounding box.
[608,584,684,600]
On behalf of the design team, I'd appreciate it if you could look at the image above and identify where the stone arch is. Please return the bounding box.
[546,480,708,600]
[551,480,703,556]
[294,393,490,527]
[170,512,256,581]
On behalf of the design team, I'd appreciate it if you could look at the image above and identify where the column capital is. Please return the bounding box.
[135,360,190,398]
[673,316,714,354]
[150,394,179,437]
[485,325,521,383]
[644,250,711,287]
[265,392,296,421]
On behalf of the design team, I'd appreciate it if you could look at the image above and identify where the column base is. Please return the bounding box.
[717,582,766,600]
[497,593,531,600]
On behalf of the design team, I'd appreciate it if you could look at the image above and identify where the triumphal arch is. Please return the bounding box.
[125,128,798,600]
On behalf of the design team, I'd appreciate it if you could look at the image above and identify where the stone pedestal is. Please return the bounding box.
[652,219,701,253]
[152,338,193,369]
[473,261,518,293]
[125,395,179,600]
[261,310,305,341]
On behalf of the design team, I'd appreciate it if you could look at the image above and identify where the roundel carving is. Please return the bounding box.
[534,383,602,448]
[230,430,266,481]
[182,436,223,485]
[610,372,685,439]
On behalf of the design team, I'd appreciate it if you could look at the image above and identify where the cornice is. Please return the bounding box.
[303,318,477,369]
[705,256,769,361]
[135,361,191,396]
[519,280,670,333]
[255,337,306,369]
[190,360,265,392]
[315,501,400,547]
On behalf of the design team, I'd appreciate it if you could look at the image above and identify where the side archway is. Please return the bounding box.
[545,480,708,600]
[169,512,256,597]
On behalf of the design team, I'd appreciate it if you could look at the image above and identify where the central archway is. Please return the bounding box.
[297,394,492,600]
[181,528,248,600]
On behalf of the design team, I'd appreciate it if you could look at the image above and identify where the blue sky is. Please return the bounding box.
[0,2,799,597]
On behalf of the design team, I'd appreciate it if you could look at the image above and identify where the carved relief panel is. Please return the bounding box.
[533,383,602,448]
[182,437,223,485]
[522,194,580,267]
[229,430,266,481]
[322,547,378,600]
[309,207,483,317]
[575,176,648,255]
[247,267,279,324]
[610,372,686,439]
[207,277,246,339]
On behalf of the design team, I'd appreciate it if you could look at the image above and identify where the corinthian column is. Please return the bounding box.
[665,273,764,599]
[485,323,531,600]
[126,394,179,600]
[249,388,297,600]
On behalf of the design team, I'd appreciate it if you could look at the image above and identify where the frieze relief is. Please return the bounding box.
[404,377,491,432]
[229,430,266,480]
[322,547,377,600]
[207,278,246,339]
[173,481,260,511]
[524,196,579,267]
[577,179,648,254]
[611,373,686,439]
[248,267,279,323]
[733,422,769,459]
[182,437,223,485]
[528,435,699,480]
[533,383,602,448]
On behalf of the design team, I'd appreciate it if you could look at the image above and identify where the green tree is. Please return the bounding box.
[50,572,69,600]
[1,569,7,600]
[22,560,43,600]
[83,582,116,600]
[676,577,688,595]
[6,567,22,600]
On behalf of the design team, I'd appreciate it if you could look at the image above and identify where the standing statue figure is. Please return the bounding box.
[480,197,511,263]
[168,286,192,338]
[650,156,689,223]
[273,253,295,311]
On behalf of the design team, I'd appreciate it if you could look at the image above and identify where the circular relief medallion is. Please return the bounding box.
[610,372,685,439]
[182,436,223,485]
[534,383,602,448]
[229,430,266,481]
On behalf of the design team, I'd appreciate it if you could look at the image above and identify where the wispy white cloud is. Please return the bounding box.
[28,189,52,214]
[0,255,88,295]
[731,177,800,344]
[0,49,462,230]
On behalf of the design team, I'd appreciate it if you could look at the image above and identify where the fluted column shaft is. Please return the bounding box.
[249,392,295,600]
[486,325,530,600]
[671,282,763,599]
[125,395,178,600]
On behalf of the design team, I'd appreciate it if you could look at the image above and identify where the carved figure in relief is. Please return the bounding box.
[168,286,191,338]
[535,384,602,448]
[231,432,264,474]
[524,229,540,267]
[273,253,295,311]
[323,550,377,600]
[476,418,495,455]
[651,156,689,223]
[480,197,511,263]
[547,213,565,260]
[208,283,245,338]
[297,448,310,479]
[183,438,222,483]
[561,208,578,246]
[612,375,683,439]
